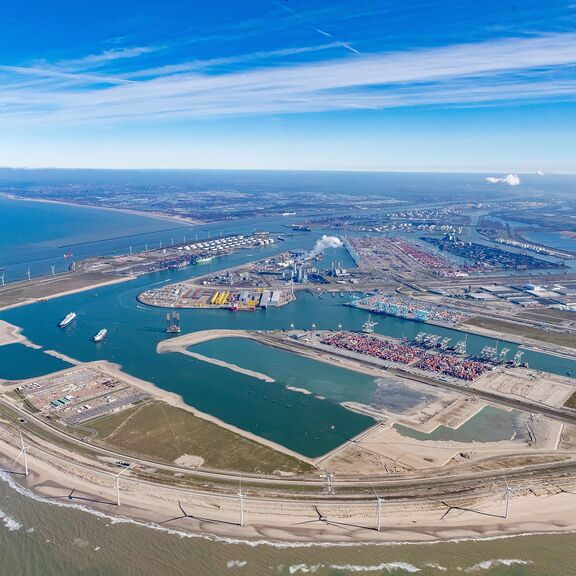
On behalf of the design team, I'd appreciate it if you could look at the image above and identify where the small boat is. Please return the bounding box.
[59,312,77,328]
[195,255,214,264]
[93,328,108,343]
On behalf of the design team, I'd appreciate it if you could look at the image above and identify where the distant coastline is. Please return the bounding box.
[0,191,203,226]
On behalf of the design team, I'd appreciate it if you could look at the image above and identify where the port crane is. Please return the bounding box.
[361,315,377,334]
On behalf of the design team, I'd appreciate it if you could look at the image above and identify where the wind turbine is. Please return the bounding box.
[129,246,133,254]
[11,432,29,477]
[503,474,513,519]
[50,265,55,276]
[1,273,4,287]
[290,323,294,331]
[115,462,135,506]
[371,485,383,531]
[26,268,31,281]
[238,478,244,527]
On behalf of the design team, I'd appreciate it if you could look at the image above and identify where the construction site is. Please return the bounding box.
[138,283,293,310]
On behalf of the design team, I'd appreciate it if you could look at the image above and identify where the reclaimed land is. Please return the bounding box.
[85,399,314,475]
[517,308,576,323]
[463,316,576,349]
[0,272,129,310]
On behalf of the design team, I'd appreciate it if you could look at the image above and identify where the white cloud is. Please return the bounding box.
[55,46,159,70]
[485,174,521,186]
[1,33,576,125]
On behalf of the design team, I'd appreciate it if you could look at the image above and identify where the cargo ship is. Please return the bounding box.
[93,328,108,343]
[59,312,77,328]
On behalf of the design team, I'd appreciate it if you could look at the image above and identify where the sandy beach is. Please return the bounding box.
[1,351,576,544]
[0,319,41,348]
[0,192,203,226]
[2,429,576,545]
[157,329,255,352]
[180,350,275,382]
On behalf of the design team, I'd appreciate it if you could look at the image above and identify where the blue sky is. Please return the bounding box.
[1,0,575,172]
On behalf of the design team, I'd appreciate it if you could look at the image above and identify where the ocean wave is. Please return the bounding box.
[0,509,22,531]
[330,562,420,572]
[0,469,575,550]
[289,565,321,574]
[464,559,531,572]
[226,560,247,569]
[288,563,420,574]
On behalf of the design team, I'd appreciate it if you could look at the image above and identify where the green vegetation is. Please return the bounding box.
[517,308,576,324]
[86,400,315,475]
[565,392,576,410]
[463,317,576,349]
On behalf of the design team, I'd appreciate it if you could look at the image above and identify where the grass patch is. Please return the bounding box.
[85,400,315,476]
[463,317,576,349]
[565,392,576,410]
[517,308,576,323]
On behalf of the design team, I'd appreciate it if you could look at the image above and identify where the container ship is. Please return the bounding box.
[59,312,77,328]
[93,328,108,343]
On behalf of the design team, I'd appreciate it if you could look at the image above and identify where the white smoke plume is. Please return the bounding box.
[309,235,342,257]
[485,173,521,186]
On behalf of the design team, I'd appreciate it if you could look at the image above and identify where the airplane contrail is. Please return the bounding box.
[276,1,360,54]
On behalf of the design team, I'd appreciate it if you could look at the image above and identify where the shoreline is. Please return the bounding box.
[0,274,133,312]
[2,435,576,546]
[1,335,576,543]
[179,349,275,382]
[0,319,41,348]
[0,191,203,226]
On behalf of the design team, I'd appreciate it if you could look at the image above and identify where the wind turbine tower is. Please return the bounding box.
[238,479,244,527]
[11,432,29,477]
[115,462,134,506]
[503,474,513,519]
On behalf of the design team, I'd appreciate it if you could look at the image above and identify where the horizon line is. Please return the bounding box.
[1,166,573,176]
